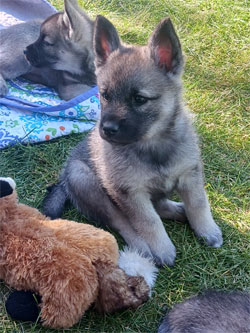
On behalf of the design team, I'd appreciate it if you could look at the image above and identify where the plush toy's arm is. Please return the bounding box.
[42,219,119,264]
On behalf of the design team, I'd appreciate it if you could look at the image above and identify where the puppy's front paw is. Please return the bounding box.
[150,241,176,267]
[0,79,8,97]
[199,224,223,248]
[129,237,153,259]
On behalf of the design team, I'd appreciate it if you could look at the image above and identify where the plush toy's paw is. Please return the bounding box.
[0,177,16,198]
[6,290,41,323]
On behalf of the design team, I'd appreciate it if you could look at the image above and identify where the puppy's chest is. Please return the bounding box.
[98,148,177,194]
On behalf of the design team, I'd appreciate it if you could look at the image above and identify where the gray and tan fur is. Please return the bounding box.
[43,16,223,266]
[158,290,250,333]
[0,0,95,100]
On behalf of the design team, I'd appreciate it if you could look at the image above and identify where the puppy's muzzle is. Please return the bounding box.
[100,116,135,144]
[24,44,40,67]
[102,120,120,137]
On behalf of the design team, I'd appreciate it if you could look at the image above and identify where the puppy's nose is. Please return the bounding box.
[102,121,119,136]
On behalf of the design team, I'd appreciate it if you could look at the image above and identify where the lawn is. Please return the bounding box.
[0,0,249,332]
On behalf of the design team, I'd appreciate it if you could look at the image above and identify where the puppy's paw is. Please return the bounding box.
[198,224,223,248]
[128,237,153,258]
[150,241,176,267]
[174,202,188,223]
[0,78,8,97]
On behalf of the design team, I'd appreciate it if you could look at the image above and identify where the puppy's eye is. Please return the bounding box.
[133,95,148,105]
[43,40,54,47]
[101,92,110,101]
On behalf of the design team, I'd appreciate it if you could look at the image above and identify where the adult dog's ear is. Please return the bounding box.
[94,15,121,67]
[148,18,183,75]
[63,0,92,41]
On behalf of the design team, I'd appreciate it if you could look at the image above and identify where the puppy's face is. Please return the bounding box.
[94,16,184,145]
[25,13,65,69]
[25,9,93,74]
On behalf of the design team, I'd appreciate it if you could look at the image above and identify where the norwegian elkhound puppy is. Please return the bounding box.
[158,290,250,333]
[43,16,223,266]
[0,0,95,100]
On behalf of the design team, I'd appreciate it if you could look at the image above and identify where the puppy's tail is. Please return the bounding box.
[42,182,68,219]
[118,247,158,296]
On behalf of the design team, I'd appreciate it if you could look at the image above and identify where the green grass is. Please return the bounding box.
[0,0,249,332]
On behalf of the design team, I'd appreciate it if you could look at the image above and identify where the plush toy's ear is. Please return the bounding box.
[6,290,41,323]
[0,177,16,198]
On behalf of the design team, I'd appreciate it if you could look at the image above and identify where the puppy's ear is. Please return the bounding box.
[63,0,91,41]
[94,15,121,67]
[148,18,183,75]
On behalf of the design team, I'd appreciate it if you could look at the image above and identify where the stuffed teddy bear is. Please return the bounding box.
[0,177,157,329]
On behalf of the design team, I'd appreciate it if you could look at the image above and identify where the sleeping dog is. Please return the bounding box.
[0,0,96,100]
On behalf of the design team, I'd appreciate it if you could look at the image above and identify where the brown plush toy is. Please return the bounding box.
[0,178,157,329]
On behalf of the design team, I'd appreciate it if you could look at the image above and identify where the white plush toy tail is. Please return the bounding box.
[118,247,158,296]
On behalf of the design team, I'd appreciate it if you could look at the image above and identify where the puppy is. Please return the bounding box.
[43,16,223,266]
[158,290,250,333]
[0,0,96,100]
